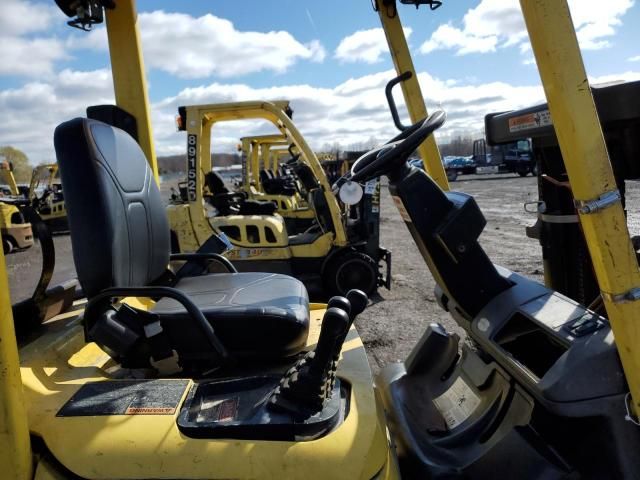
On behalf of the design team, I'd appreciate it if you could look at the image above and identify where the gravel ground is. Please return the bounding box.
[8,173,639,374]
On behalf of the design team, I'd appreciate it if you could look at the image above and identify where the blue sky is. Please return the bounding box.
[0,0,638,163]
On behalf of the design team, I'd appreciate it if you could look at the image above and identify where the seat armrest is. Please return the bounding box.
[84,286,230,364]
[170,252,237,279]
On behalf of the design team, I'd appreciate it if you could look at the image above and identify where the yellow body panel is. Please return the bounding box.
[20,308,392,479]
[376,2,448,191]
[211,214,289,247]
[290,231,334,258]
[521,0,640,411]
[0,245,32,479]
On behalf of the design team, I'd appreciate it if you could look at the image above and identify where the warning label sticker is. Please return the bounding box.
[196,397,239,423]
[508,109,552,133]
[392,195,412,223]
[433,377,481,430]
[364,179,378,195]
[57,380,189,417]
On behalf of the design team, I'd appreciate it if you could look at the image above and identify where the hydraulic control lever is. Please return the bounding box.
[268,290,368,416]
[269,307,350,415]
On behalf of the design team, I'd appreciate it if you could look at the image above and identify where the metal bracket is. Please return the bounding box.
[538,213,579,224]
[574,190,621,214]
[603,288,640,304]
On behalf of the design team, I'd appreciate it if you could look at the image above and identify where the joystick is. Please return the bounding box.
[269,291,369,417]
[269,307,350,415]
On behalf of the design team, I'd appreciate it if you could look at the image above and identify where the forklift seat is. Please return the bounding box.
[204,171,277,216]
[54,118,310,365]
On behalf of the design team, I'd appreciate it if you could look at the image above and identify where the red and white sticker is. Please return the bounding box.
[508,109,552,133]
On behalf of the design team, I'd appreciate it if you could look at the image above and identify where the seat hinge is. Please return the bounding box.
[574,190,621,214]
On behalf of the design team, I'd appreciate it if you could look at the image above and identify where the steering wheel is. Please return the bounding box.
[350,110,446,183]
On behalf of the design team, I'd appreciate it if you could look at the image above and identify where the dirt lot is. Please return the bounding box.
[9,173,638,373]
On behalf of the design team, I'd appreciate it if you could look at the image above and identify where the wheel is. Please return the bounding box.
[3,237,14,255]
[446,169,458,182]
[324,251,378,296]
[518,170,529,177]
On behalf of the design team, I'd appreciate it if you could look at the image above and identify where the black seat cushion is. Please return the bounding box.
[238,199,277,215]
[152,272,309,357]
[54,118,170,298]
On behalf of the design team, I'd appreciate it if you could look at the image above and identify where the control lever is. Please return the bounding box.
[269,307,350,416]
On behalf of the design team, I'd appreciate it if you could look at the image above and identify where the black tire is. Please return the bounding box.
[517,170,529,177]
[3,237,13,255]
[324,251,378,296]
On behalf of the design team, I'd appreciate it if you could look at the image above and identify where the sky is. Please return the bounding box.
[0,0,638,164]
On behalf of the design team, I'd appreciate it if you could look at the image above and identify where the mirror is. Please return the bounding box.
[339,181,364,205]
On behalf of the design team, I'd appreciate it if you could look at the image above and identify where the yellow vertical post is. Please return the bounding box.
[521,0,640,410]
[376,1,448,190]
[201,120,212,173]
[0,248,32,480]
[105,0,159,182]
[240,138,251,194]
[262,144,272,172]
[250,141,260,190]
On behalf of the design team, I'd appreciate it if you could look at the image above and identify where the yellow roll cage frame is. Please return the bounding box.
[182,101,348,246]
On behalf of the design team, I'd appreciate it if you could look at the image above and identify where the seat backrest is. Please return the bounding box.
[54,118,170,297]
[205,170,229,194]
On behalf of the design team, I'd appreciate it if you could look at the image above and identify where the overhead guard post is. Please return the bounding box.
[376,0,449,190]
[105,0,159,183]
[520,0,640,413]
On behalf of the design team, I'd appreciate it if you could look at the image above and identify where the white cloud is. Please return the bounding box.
[0,64,547,164]
[0,0,57,36]
[629,55,640,62]
[420,0,633,56]
[0,69,113,162]
[0,0,68,77]
[78,11,326,79]
[6,59,638,167]
[135,69,546,160]
[335,27,413,64]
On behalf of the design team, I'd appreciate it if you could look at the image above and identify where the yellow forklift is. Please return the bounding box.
[0,162,34,254]
[169,100,391,298]
[237,132,316,231]
[27,164,68,231]
[3,1,640,479]
[0,201,34,254]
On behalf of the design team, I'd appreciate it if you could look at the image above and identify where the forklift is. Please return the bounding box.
[168,100,391,298]
[0,163,35,254]
[3,0,640,479]
[237,132,316,232]
[27,163,68,231]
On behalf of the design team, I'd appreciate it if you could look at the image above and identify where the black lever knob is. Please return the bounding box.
[327,296,351,318]
[345,289,368,322]
[309,308,350,376]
